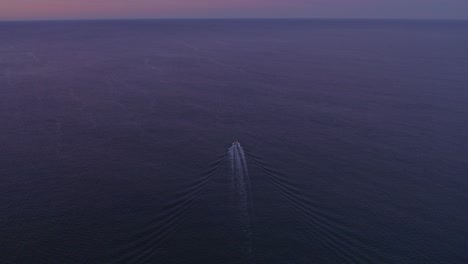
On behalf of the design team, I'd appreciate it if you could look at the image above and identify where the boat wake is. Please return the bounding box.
[103,142,380,263]
[228,141,255,263]
[106,157,224,263]
[245,151,381,263]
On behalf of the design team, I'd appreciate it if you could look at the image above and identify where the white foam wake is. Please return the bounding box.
[228,142,255,263]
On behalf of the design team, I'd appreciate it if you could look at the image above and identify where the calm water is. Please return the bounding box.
[1,19,467,263]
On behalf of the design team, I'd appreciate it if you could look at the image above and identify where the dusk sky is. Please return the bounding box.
[1,0,468,20]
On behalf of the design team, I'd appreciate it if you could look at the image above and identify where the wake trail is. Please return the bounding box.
[246,153,378,263]
[228,142,255,263]
[108,158,224,263]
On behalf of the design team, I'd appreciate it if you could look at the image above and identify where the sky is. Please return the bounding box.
[1,0,467,21]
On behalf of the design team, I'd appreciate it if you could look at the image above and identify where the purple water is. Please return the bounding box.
[1,19,467,263]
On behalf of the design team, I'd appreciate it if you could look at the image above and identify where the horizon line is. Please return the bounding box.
[1,17,468,23]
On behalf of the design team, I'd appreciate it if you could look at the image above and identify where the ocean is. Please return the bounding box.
[1,19,467,263]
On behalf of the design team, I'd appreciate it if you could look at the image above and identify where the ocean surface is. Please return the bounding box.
[1,19,467,263]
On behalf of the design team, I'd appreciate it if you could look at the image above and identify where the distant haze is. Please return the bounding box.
[1,0,468,20]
